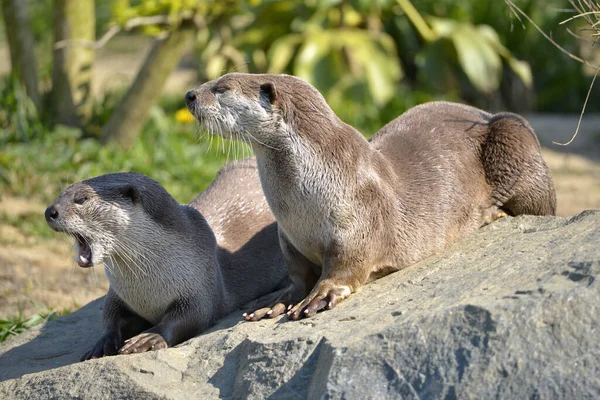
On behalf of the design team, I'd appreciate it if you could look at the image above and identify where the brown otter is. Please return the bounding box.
[185,73,556,320]
[45,158,287,359]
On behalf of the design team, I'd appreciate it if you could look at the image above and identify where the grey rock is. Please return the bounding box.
[1,211,599,399]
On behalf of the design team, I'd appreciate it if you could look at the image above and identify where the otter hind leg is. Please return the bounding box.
[483,113,556,216]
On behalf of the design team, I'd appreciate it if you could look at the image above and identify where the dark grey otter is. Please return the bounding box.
[45,158,287,359]
[185,73,556,321]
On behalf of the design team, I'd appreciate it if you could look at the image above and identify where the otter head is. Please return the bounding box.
[45,173,174,268]
[185,73,337,147]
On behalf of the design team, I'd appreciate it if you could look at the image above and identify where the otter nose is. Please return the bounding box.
[185,90,197,105]
[45,205,59,222]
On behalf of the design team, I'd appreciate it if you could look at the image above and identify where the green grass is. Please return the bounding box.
[0,211,56,243]
[0,308,69,344]
[0,109,252,207]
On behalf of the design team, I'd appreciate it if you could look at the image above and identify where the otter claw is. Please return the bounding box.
[287,282,351,320]
[244,302,289,321]
[119,332,167,354]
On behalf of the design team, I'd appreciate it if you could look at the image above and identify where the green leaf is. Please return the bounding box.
[451,23,502,93]
[507,58,533,88]
[267,34,302,74]
[335,30,402,105]
[428,17,456,38]
[477,25,532,88]
[206,55,227,79]
[294,35,331,85]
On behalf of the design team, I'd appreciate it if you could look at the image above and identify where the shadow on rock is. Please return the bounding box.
[0,297,103,382]
[208,335,333,399]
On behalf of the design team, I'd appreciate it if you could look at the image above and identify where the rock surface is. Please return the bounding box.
[1,211,599,399]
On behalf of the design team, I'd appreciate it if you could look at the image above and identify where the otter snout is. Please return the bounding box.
[44,202,70,233]
[185,90,197,106]
[45,204,59,222]
[45,204,63,231]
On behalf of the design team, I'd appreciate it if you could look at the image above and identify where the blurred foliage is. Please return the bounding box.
[0,0,594,137]
[0,74,44,144]
[105,0,597,131]
[0,0,598,200]
[0,101,247,205]
[408,0,598,112]
[191,0,533,130]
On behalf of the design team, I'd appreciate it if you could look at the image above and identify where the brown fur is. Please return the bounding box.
[186,73,556,320]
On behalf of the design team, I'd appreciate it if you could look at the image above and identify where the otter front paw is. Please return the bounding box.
[81,331,122,361]
[287,281,351,320]
[119,332,168,354]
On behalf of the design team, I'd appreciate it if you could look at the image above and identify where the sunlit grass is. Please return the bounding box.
[0,308,69,344]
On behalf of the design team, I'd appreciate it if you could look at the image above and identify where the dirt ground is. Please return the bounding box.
[0,197,109,318]
[0,37,198,318]
[0,38,599,319]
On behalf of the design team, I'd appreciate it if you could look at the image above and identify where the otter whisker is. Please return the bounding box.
[116,234,164,274]
[243,128,281,151]
[107,251,124,279]
[102,254,115,278]
[226,136,232,164]
[89,264,100,288]
[111,248,142,280]
[113,240,152,277]
[218,122,226,155]
[115,240,156,274]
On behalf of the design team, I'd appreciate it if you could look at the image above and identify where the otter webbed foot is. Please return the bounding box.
[482,207,509,226]
[287,280,352,320]
[243,303,292,321]
[119,332,168,354]
[242,283,304,322]
[81,331,122,361]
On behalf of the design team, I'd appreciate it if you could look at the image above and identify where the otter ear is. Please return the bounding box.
[259,82,277,106]
[118,184,140,203]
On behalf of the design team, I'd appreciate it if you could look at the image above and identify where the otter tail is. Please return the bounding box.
[483,112,556,216]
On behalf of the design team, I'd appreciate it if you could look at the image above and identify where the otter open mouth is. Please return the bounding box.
[75,234,93,268]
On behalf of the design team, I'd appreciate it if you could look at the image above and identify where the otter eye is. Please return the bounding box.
[212,86,229,95]
[74,196,87,205]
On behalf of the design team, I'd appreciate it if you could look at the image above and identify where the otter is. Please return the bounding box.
[185,73,556,321]
[45,158,287,359]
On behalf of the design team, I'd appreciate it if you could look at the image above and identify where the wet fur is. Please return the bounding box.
[186,73,556,318]
[46,158,287,357]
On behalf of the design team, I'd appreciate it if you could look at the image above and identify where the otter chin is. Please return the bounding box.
[186,73,556,321]
[45,159,287,359]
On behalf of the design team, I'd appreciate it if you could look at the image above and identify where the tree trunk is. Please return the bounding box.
[100,29,193,147]
[51,0,95,127]
[1,0,41,111]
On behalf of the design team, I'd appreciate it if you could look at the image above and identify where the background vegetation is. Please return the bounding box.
[1,0,597,203]
[0,0,599,340]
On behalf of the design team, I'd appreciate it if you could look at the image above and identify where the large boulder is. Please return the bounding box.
[1,211,599,399]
